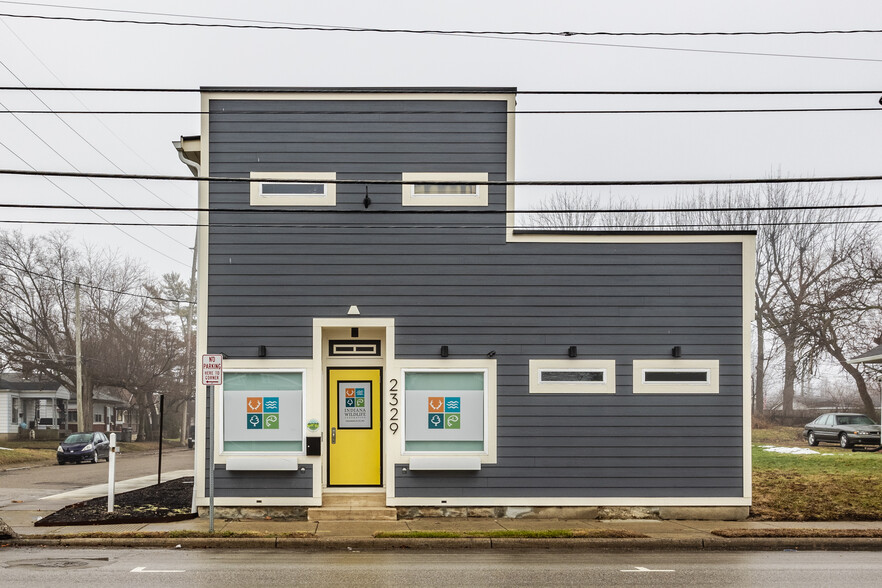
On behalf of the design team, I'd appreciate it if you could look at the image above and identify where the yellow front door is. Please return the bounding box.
[328,368,382,486]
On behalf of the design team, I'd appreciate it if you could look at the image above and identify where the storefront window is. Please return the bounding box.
[403,370,486,453]
[222,371,304,452]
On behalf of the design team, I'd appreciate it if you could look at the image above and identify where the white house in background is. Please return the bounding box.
[849,344,882,366]
[0,373,69,440]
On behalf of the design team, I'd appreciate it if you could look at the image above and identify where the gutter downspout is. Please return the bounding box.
[173,136,201,514]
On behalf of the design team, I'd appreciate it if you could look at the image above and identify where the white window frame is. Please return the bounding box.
[399,364,494,460]
[529,359,616,394]
[219,368,307,456]
[401,172,489,207]
[633,359,719,394]
[250,172,337,206]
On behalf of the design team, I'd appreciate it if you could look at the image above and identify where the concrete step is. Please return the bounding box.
[321,492,386,508]
[307,506,398,521]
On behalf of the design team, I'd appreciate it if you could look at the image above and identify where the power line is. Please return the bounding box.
[0,86,880,95]
[2,167,882,187]
[0,202,880,215]
[0,56,192,248]
[1,8,880,64]
[0,7,880,37]
[0,129,187,268]
[0,17,198,219]
[0,76,189,268]
[2,106,880,115]
[0,259,193,304]
[0,218,878,230]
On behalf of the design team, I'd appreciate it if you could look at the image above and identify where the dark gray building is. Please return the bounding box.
[176,88,754,520]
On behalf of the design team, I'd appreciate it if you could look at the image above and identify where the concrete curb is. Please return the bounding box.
[9,536,882,551]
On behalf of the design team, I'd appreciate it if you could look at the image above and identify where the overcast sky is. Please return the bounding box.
[0,1,880,276]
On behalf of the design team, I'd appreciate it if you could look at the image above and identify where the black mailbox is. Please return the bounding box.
[306,436,321,456]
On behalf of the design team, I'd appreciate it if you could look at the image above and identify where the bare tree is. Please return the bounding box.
[528,190,656,230]
[0,230,188,435]
[802,231,881,415]
[0,230,97,424]
[145,272,196,443]
[529,183,880,418]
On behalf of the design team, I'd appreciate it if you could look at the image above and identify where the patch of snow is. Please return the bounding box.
[760,445,821,455]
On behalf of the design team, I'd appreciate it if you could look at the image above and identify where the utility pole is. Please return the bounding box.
[75,278,85,433]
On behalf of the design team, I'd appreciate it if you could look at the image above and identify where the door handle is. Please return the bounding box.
[331,427,336,444]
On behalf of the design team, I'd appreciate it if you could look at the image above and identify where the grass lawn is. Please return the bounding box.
[751,426,882,520]
[0,439,180,468]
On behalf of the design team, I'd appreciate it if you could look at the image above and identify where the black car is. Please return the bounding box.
[57,432,111,464]
[803,413,881,448]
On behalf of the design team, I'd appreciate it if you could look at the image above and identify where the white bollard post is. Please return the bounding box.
[108,432,117,513]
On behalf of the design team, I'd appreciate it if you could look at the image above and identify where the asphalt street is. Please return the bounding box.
[2,548,882,587]
[0,447,195,505]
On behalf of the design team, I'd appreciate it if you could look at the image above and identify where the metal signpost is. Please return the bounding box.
[107,432,117,513]
[157,394,164,485]
[202,354,223,532]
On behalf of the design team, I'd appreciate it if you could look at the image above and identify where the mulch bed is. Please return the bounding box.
[35,477,197,527]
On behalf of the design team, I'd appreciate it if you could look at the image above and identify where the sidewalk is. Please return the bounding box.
[2,472,881,550]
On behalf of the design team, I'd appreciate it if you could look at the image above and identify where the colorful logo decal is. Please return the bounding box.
[345,398,355,407]
[307,418,320,432]
[345,388,355,398]
[263,414,280,429]
[428,396,462,430]
[246,396,280,430]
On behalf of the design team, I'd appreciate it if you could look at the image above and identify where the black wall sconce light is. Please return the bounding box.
[363,186,372,209]
[568,346,578,358]
[671,345,682,358]
[440,345,449,358]
[258,345,267,357]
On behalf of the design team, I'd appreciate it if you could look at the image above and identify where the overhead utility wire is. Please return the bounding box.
[0,218,879,230]
[0,9,879,37]
[2,107,880,115]
[0,259,193,304]
[2,168,882,187]
[0,60,193,243]
[0,88,189,266]
[1,202,880,215]
[0,132,186,268]
[1,87,880,95]
[0,19,195,220]
[1,9,878,63]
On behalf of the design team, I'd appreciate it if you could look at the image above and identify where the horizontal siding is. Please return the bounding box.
[208,466,313,498]
[206,96,746,501]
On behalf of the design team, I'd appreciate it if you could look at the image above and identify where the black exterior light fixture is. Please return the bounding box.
[258,345,267,357]
[363,186,372,209]
[440,345,449,358]
[671,345,682,358]
[568,346,578,358]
